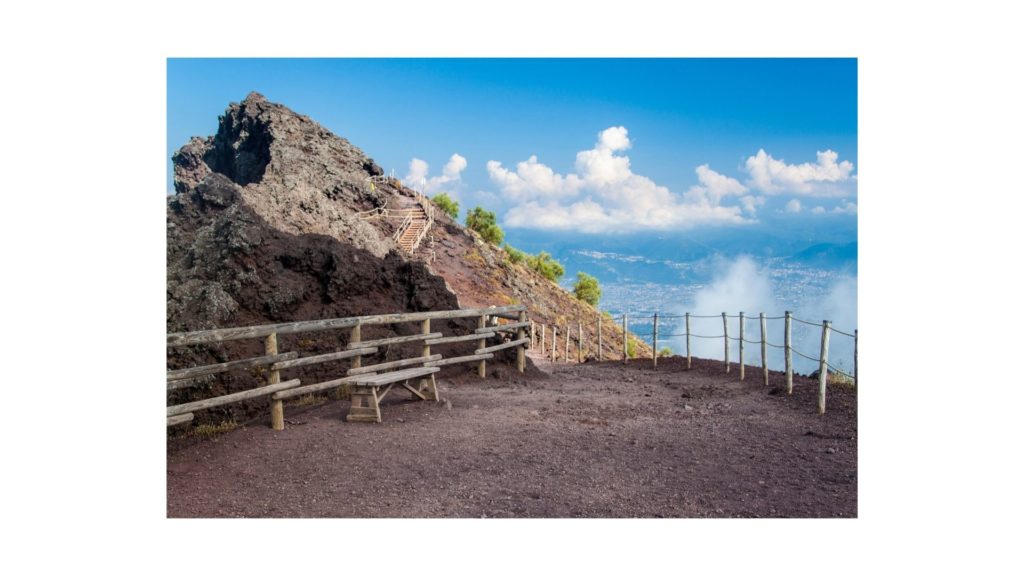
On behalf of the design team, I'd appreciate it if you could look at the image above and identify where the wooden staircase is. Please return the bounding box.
[397,207,428,253]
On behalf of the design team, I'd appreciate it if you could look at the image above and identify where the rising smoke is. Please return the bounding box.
[670,256,858,376]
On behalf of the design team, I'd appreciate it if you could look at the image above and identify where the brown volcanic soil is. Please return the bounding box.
[167,354,857,518]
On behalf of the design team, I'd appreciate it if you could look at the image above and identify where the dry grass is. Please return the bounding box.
[189,420,238,439]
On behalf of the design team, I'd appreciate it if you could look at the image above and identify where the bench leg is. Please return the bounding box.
[422,374,439,402]
[346,385,382,423]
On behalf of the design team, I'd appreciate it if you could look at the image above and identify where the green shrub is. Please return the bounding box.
[572,272,601,306]
[626,337,637,358]
[659,346,673,358]
[526,251,565,282]
[466,206,504,245]
[431,192,459,220]
[504,244,526,264]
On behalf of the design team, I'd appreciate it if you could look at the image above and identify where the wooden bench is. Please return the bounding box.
[346,365,441,423]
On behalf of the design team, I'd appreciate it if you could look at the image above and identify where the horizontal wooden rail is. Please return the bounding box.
[271,347,378,370]
[476,338,530,355]
[168,305,526,347]
[349,366,440,386]
[349,332,442,349]
[424,353,494,367]
[272,376,358,401]
[167,352,298,386]
[474,321,530,334]
[166,413,194,427]
[347,354,442,376]
[426,333,497,345]
[167,379,301,417]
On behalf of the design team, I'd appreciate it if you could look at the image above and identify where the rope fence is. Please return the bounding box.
[530,309,856,414]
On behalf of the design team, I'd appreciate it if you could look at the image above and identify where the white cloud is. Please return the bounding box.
[785,198,802,213]
[684,164,750,206]
[403,153,467,198]
[492,127,751,233]
[811,206,827,214]
[485,156,583,201]
[745,149,855,196]
[833,199,858,214]
[739,195,766,214]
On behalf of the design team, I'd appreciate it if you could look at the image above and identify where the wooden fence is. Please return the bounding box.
[167,304,529,429]
[530,311,856,414]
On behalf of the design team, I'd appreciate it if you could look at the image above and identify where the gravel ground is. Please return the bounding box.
[167,352,857,518]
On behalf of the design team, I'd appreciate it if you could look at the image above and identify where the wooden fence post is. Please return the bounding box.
[738,311,745,380]
[564,324,570,363]
[530,320,534,349]
[478,314,488,378]
[517,310,527,373]
[541,324,546,357]
[552,325,557,362]
[578,321,583,363]
[685,312,691,370]
[265,332,284,430]
[622,313,628,363]
[421,318,432,391]
[652,312,659,369]
[784,311,793,395]
[598,315,603,361]
[350,323,362,371]
[818,320,831,414]
[854,329,858,388]
[761,312,769,387]
[722,312,729,373]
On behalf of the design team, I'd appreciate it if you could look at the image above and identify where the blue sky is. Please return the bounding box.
[168,58,857,238]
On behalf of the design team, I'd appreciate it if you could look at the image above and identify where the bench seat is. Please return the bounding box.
[346,366,441,423]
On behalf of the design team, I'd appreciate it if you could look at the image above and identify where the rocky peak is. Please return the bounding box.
[173,93,397,257]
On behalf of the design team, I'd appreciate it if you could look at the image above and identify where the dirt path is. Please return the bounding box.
[167,353,856,518]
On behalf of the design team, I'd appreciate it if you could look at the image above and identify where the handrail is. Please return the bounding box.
[167,304,528,347]
[392,213,413,242]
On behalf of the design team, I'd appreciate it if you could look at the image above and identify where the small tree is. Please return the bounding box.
[431,192,459,220]
[466,206,504,245]
[659,346,673,358]
[572,272,601,306]
[526,251,565,282]
[503,243,526,264]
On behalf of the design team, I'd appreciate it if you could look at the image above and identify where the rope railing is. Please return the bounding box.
[531,308,856,414]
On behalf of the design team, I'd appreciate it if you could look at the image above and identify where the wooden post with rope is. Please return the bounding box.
[722,312,730,373]
[685,313,691,370]
[739,311,745,380]
[622,314,628,363]
[760,312,769,386]
[818,320,832,414]
[652,313,659,369]
[785,311,793,394]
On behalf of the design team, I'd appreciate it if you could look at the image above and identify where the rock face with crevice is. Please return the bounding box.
[172,92,396,258]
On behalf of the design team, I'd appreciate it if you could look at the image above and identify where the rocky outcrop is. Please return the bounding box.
[173,92,396,258]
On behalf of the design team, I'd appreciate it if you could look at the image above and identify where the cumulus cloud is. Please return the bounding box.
[739,195,766,215]
[486,156,583,201]
[403,153,467,197]
[785,198,802,213]
[745,149,855,196]
[833,199,858,214]
[811,206,827,214]
[492,127,751,233]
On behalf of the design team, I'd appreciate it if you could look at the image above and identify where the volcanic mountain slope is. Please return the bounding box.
[168,92,648,370]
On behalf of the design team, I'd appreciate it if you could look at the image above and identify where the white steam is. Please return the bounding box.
[670,256,857,376]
